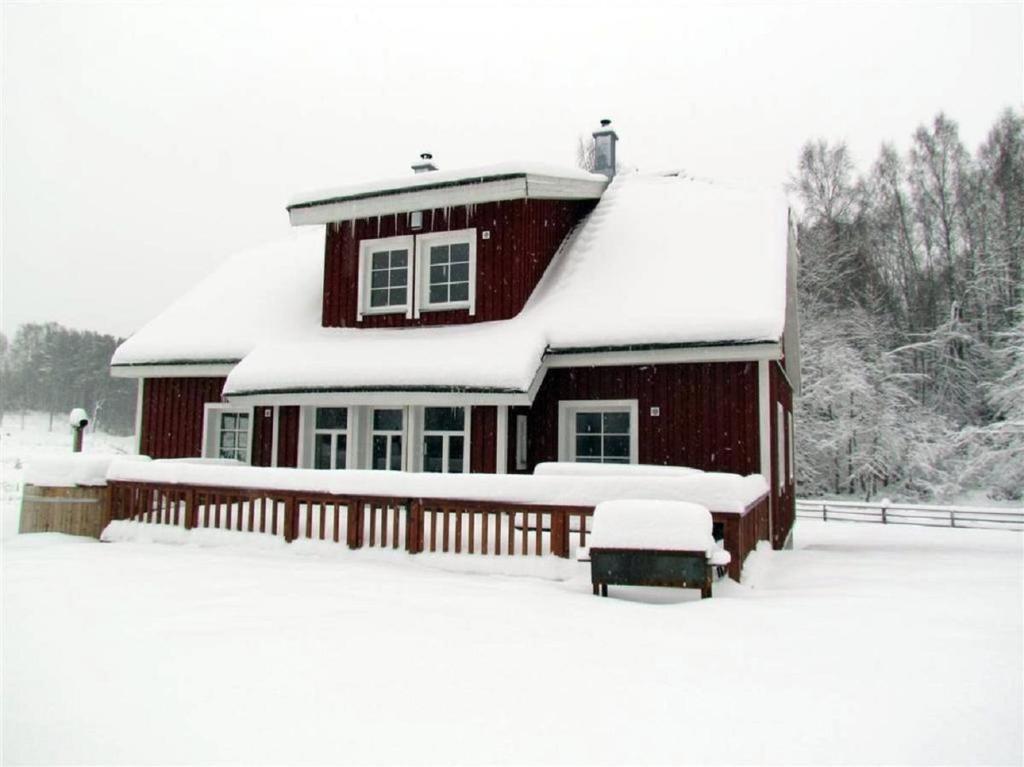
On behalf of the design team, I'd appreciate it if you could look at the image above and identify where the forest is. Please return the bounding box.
[791,109,1022,501]
[0,323,137,435]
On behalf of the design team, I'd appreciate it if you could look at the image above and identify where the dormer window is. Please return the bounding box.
[357,235,414,319]
[415,228,476,315]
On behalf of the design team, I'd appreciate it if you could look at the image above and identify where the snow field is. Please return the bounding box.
[3,520,1021,765]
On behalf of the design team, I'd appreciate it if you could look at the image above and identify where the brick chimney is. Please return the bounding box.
[591,119,618,178]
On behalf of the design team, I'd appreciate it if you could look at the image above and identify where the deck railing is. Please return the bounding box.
[796,499,1023,531]
[107,479,769,579]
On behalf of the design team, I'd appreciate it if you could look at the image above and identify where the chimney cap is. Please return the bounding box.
[599,118,612,127]
[411,152,439,173]
[420,152,433,160]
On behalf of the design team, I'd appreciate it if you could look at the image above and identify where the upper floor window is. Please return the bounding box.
[416,229,476,314]
[357,235,413,320]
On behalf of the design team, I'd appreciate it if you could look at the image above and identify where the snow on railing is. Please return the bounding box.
[796,499,1023,531]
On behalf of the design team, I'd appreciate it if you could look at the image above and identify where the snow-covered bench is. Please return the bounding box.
[588,500,730,599]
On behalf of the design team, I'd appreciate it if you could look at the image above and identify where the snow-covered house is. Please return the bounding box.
[111,124,801,548]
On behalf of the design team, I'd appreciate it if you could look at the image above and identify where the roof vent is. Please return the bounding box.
[411,152,439,174]
[592,119,618,178]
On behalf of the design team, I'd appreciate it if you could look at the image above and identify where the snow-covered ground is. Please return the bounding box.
[2,413,1022,764]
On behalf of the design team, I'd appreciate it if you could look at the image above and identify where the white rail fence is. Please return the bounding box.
[796,499,1023,531]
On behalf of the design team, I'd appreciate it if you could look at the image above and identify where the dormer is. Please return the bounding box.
[286,163,608,329]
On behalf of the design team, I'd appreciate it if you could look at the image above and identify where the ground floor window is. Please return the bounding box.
[371,408,405,470]
[422,406,466,473]
[203,406,252,463]
[313,407,348,470]
[558,400,638,465]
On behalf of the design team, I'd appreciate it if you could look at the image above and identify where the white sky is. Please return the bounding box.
[2,0,1021,339]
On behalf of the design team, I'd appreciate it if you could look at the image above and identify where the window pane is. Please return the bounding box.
[424,407,464,432]
[448,436,464,473]
[430,264,448,284]
[372,435,387,470]
[390,249,408,268]
[423,435,443,473]
[389,287,407,305]
[603,411,630,434]
[604,435,630,458]
[575,412,601,434]
[370,288,388,307]
[222,432,236,448]
[576,435,601,458]
[450,262,469,283]
[314,433,332,470]
[335,435,347,470]
[237,432,248,449]
[316,407,347,430]
[449,283,468,302]
[238,414,249,428]
[390,268,407,287]
[449,243,470,262]
[430,245,449,264]
[372,251,389,269]
[429,285,448,304]
[222,413,236,429]
[371,270,388,288]
[373,409,403,431]
[390,436,402,470]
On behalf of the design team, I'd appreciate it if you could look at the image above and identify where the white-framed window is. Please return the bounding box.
[415,228,476,315]
[370,408,405,470]
[203,404,253,463]
[313,407,348,470]
[421,407,468,473]
[357,235,414,320]
[558,400,638,464]
[777,403,785,492]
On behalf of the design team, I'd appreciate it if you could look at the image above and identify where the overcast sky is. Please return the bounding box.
[2,0,1021,340]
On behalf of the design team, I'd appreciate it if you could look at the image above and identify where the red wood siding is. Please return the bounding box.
[251,406,275,467]
[526,363,760,475]
[322,199,593,328]
[140,377,225,459]
[469,406,497,473]
[769,360,795,548]
[276,406,300,468]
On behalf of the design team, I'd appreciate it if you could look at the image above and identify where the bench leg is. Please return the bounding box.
[601,583,608,598]
[701,581,712,599]
[592,582,599,596]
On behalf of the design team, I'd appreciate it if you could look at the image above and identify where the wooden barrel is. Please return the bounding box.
[19,484,112,539]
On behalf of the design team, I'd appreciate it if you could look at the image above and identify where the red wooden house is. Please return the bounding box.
[111,124,800,549]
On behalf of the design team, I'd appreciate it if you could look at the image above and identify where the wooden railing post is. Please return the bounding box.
[184,488,196,530]
[284,495,298,543]
[407,499,422,554]
[346,498,363,549]
[550,510,569,558]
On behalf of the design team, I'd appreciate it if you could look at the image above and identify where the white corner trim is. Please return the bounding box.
[134,379,144,455]
[270,405,280,468]
[495,405,509,474]
[557,399,639,464]
[758,360,773,540]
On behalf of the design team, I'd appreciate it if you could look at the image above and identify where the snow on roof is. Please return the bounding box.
[113,170,789,394]
[111,229,325,367]
[529,172,789,350]
[225,322,546,396]
[287,161,608,209]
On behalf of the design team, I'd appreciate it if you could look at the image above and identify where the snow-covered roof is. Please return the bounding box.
[111,229,325,369]
[113,170,791,397]
[287,162,609,225]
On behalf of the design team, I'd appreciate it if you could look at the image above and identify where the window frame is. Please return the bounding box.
[369,407,407,471]
[357,235,415,320]
[414,228,477,317]
[420,406,470,474]
[202,404,253,464]
[312,407,350,470]
[557,399,639,465]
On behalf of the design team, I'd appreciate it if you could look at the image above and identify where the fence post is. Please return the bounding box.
[822,504,828,522]
[950,509,956,528]
[284,496,298,543]
[550,510,569,558]
[346,498,363,549]
[406,499,423,554]
[184,488,196,530]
